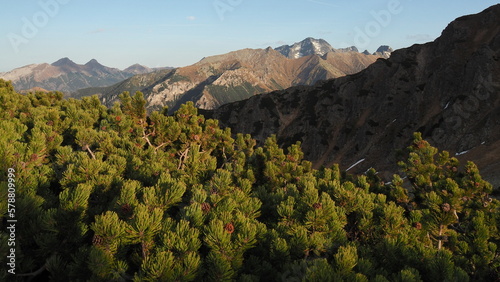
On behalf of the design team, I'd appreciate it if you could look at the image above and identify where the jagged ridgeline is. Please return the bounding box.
[0,80,499,281]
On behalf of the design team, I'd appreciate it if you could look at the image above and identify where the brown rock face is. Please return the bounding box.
[205,5,500,187]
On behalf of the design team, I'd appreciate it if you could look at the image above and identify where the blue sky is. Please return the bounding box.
[1,0,498,72]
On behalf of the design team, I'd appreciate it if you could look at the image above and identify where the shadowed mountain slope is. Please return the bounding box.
[204,5,500,187]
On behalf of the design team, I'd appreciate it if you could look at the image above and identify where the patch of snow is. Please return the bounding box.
[385,181,392,185]
[346,158,365,172]
[386,119,397,128]
[481,141,486,145]
[363,167,378,174]
[455,150,469,156]
[312,41,325,55]
[444,101,450,110]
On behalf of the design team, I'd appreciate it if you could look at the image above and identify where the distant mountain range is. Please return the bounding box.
[0,58,170,93]
[204,5,500,187]
[75,38,392,113]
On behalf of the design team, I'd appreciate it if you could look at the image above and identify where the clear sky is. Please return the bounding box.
[1,0,498,72]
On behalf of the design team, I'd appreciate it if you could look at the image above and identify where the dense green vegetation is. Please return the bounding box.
[0,79,499,281]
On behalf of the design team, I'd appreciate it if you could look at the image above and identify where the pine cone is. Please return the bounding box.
[441,203,451,212]
[201,202,211,214]
[224,222,234,234]
[312,202,322,209]
[121,203,132,215]
[413,222,422,230]
[92,234,104,246]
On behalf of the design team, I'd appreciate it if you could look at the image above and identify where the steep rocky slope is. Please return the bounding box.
[205,5,500,187]
[71,69,175,101]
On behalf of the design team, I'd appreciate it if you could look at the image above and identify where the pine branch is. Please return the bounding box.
[178,147,190,170]
[82,144,96,159]
[17,263,47,280]
[155,142,168,152]
[142,124,168,153]
[142,127,154,149]
[438,224,443,250]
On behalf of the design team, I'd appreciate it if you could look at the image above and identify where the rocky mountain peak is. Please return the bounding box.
[85,59,106,71]
[373,45,394,58]
[275,37,335,59]
[51,57,78,68]
[124,64,153,75]
[338,46,359,53]
[375,45,393,53]
[275,38,393,59]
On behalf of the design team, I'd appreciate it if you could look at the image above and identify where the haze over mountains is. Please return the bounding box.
[204,5,500,187]
[74,38,391,113]
[0,58,167,93]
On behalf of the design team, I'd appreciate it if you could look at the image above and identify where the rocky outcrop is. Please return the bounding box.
[275,37,336,58]
[204,5,500,187]
[373,45,394,58]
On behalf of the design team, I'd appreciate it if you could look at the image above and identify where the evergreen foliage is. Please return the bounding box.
[0,79,499,281]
